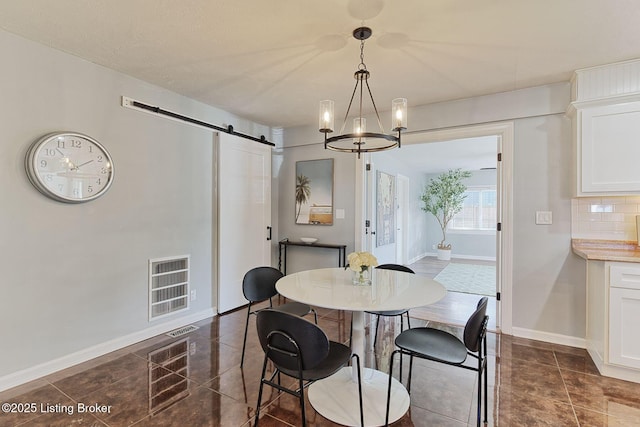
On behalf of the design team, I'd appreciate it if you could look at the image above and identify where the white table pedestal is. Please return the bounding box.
[276,268,447,426]
[308,367,409,427]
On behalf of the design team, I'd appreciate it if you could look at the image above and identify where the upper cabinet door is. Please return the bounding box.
[577,101,640,195]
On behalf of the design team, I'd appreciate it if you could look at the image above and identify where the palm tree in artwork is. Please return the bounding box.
[295,174,311,222]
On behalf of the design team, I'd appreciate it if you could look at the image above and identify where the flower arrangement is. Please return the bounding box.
[346,251,378,272]
[346,251,378,285]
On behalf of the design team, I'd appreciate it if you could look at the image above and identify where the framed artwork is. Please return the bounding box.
[376,170,395,246]
[295,158,334,225]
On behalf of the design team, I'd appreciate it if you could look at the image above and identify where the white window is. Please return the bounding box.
[451,187,497,231]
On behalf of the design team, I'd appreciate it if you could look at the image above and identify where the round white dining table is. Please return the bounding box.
[276,267,447,427]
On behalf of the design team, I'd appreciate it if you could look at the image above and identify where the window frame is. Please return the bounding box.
[449,185,497,234]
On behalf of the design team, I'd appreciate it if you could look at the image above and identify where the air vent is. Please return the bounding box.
[166,325,199,338]
[149,256,190,320]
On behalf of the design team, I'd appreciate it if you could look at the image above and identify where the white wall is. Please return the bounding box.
[274,139,357,273]
[280,82,588,341]
[0,29,271,385]
[366,151,430,265]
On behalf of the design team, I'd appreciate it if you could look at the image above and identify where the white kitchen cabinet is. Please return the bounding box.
[575,101,640,195]
[570,59,640,196]
[586,260,640,382]
[609,264,640,369]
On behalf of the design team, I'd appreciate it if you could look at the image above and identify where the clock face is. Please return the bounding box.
[25,132,114,203]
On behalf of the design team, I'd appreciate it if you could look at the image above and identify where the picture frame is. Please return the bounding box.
[376,170,395,246]
[295,159,334,225]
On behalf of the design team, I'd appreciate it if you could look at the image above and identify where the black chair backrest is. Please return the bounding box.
[256,309,329,371]
[376,264,415,274]
[463,297,489,352]
[242,266,283,302]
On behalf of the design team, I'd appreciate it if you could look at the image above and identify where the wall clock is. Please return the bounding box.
[25,132,114,203]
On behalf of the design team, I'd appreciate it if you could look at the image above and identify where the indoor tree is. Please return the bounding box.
[420,168,472,253]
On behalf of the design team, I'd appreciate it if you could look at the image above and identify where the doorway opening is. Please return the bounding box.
[355,122,513,334]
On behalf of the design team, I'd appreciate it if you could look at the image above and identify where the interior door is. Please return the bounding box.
[396,174,409,264]
[217,133,271,313]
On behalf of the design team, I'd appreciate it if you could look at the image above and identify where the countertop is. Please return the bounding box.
[572,239,640,262]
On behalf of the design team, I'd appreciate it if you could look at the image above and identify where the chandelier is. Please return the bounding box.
[320,27,407,158]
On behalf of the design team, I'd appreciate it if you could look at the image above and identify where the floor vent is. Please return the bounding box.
[166,325,199,338]
[149,255,190,320]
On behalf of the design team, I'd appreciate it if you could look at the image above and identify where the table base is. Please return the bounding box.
[308,366,409,427]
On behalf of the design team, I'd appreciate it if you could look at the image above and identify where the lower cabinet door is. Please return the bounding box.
[609,287,640,369]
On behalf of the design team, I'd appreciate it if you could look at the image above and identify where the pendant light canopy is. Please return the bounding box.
[320,27,407,158]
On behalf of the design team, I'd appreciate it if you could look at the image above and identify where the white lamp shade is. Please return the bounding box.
[319,100,334,133]
[392,98,407,130]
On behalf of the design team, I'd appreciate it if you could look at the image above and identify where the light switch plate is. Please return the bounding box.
[536,211,552,225]
[336,209,345,219]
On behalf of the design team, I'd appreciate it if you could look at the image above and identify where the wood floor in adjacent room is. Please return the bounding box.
[408,256,498,331]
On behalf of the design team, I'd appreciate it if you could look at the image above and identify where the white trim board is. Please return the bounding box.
[511,326,586,350]
[422,252,497,262]
[0,308,216,392]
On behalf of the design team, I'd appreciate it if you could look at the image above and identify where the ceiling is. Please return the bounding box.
[6,0,634,174]
[2,0,640,132]
[383,136,498,173]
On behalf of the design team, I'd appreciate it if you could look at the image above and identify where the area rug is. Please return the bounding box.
[434,263,496,296]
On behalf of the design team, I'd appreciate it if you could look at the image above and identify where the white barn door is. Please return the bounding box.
[217,133,271,313]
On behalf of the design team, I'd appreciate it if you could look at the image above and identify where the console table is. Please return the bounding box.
[278,238,346,274]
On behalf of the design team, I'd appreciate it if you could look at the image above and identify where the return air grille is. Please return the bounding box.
[149,256,190,320]
[166,325,199,338]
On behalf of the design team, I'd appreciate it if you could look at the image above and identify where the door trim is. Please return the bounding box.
[355,121,514,335]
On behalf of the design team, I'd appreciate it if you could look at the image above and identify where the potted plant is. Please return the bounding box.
[420,168,472,260]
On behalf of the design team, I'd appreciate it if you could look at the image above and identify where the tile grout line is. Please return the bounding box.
[553,351,582,427]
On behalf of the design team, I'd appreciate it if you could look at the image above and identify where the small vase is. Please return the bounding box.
[352,268,371,285]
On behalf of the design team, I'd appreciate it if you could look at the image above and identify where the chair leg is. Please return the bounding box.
[406,311,411,329]
[312,308,318,324]
[254,355,269,426]
[407,354,414,394]
[483,337,488,425]
[241,302,252,368]
[352,354,365,427]
[299,376,307,427]
[373,315,380,347]
[477,361,482,427]
[385,349,400,426]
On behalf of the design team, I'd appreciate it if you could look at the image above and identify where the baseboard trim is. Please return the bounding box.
[0,308,216,392]
[407,253,428,265]
[511,326,586,349]
[422,252,496,262]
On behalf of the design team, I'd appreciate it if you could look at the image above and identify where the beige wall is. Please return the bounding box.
[0,29,270,387]
[279,82,588,342]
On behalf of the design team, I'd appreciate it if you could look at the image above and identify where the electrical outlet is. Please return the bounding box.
[190,289,197,301]
[535,211,553,225]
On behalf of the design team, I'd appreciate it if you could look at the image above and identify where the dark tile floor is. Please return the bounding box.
[2,302,640,426]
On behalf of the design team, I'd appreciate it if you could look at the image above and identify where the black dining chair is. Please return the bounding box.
[254,309,364,427]
[366,263,415,347]
[240,266,317,368]
[385,297,489,427]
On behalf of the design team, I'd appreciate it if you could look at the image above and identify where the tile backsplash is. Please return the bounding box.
[572,196,640,241]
